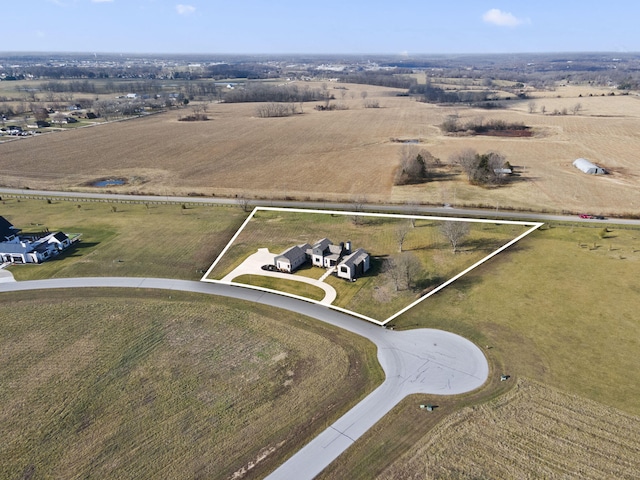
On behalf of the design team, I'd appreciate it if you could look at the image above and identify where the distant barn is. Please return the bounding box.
[573,158,606,175]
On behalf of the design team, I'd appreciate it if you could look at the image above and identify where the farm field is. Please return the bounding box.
[378,378,640,479]
[1,197,245,281]
[0,288,382,480]
[205,208,533,321]
[2,82,640,215]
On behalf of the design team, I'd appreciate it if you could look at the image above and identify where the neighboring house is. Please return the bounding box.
[0,216,20,242]
[0,216,76,264]
[274,238,370,281]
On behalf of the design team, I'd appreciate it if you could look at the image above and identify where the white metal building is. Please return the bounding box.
[573,158,606,175]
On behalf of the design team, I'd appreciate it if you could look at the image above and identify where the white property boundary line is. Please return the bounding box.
[201,207,543,326]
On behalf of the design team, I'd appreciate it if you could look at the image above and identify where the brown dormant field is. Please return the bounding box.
[2,82,640,214]
[0,289,382,480]
[378,378,640,480]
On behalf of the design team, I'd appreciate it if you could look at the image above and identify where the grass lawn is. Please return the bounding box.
[2,197,246,281]
[320,221,640,478]
[234,274,326,301]
[0,288,382,480]
[207,209,532,320]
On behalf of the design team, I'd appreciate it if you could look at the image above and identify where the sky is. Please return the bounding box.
[4,0,640,55]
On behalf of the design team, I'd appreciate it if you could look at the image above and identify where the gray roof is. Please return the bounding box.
[312,238,332,252]
[277,245,306,262]
[53,232,69,242]
[0,216,19,240]
[0,242,33,254]
[340,248,369,268]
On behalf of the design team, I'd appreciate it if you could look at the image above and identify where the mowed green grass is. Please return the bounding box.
[395,222,640,414]
[234,274,326,301]
[208,209,531,320]
[320,222,640,479]
[2,197,245,280]
[0,289,382,480]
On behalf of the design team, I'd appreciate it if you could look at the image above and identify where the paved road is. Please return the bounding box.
[2,187,639,226]
[0,277,488,479]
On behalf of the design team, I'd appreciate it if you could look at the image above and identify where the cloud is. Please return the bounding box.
[91,0,114,3]
[482,9,526,27]
[176,4,196,15]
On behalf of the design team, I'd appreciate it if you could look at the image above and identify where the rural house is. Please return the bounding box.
[275,243,311,273]
[273,238,370,281]
[0,216,76,264]
[336,248,370,281]
[573,158,606,175]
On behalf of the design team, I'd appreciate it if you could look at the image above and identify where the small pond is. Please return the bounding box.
[93,178,126,187]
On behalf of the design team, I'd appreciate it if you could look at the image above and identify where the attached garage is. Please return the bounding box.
[573,158,606,175]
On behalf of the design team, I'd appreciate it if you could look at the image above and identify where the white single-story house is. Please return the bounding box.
[337,248,370,281]
[573,158,606,175]
[0,216,75,264]
[275,243,311,273]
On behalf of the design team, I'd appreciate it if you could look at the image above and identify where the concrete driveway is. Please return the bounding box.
[0,265,15,283]
[0,277,488,479]
[220,248,337,305]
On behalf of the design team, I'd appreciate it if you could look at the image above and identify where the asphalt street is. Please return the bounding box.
[2,187,639,226]
[0,277,488,479]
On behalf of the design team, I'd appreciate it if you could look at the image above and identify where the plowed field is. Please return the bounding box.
[379,378,640,480]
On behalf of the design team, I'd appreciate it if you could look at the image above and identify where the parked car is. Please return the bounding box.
[579,214,593,219]
[261,264,277,271]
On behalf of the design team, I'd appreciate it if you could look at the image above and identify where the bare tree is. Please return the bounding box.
[30,104,49,122]
[572,102,582,115]
[350,195,367,225]
[528,101,537,113]
[439,221,470,254]
[236,195,251,213]
[51,111,67,124]
[450,149,478,182]
[405,200,420,227]
[450,149,507,185]
[385,252,421,291]
[395,145,430,185]
[395,221,412,253]
[541,105,546,114]
[255,102,296,118]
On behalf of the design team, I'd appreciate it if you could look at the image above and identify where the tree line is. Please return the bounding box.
[409,82,497,104]
[223,83,327,103]
[333,72,417,90]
